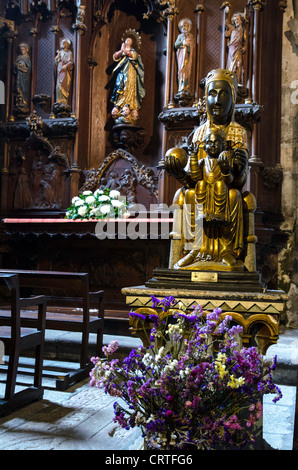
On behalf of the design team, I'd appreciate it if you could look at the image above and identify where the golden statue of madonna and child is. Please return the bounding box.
[159,68,257,277]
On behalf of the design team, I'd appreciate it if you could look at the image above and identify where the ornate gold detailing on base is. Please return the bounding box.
[123,285,288,354]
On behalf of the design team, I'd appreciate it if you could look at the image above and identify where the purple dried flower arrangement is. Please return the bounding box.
[90,295,282,450]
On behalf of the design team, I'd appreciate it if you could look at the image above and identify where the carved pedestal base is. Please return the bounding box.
[13,103,30,120]
[122,284,288,354]
[146,268,263,292]
[111,123,145,153]
[52,102,72,118]
[174,90,193,107]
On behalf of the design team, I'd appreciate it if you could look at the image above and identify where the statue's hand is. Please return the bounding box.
[188,141,199,155]
[164,155,186,179]
[218,153,231,174]
[163,147,188,180]
[234,148,248,175]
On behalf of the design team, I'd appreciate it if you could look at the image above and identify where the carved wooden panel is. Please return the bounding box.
[7,133,70,211]
[3,236,170,306]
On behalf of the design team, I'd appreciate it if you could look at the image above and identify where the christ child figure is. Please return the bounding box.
[195,129,235,224]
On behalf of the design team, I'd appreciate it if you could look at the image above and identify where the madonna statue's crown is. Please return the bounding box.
[205,69,238,92]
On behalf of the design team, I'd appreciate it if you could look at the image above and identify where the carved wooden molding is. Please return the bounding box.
[0,117,78,141]
[158,102,262,129]
[0,16,15,38]
[80,149,158,198]
[260,164,283,191]
[143,0,179,21]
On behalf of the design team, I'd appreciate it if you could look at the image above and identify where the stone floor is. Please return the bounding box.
[0,332,296,451]
[0,374,143,451]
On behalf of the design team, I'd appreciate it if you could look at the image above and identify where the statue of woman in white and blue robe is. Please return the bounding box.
[111,31,145,123]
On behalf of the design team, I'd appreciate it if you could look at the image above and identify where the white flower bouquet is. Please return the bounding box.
[65,188,129,220]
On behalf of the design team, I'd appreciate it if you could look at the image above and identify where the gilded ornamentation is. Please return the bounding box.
[247,0,266,11]
[279,0,287,11]
[26,111,43,135]
[143,0,179,21]
[123,286,286,355]
[0,16,16,40]
[194,4,205,14]
[72,4,87,34]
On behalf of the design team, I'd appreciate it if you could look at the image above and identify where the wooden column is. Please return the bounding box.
[164,14,174,110]
[20,1,29,15]
[220,2,231,69]
[86,57,98,169]
[159,12,176,205]
[4,28,15,122]
[250,3,264,164]
[247,1,265,205]
[30,13,41,112]
[169,14,178,109]
[193,3,205,105]
[247,9,254,102]
[70,4,87,197]
[1,21,16,211]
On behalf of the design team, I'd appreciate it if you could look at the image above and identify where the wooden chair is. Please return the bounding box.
[0,269,104,390]
[0,273,46,417]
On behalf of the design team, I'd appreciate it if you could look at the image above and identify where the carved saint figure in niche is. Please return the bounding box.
[13,165,33,209]
[103,171,119,191]
[225,10,247,84]
[162,69,252,271]
[14,43,31,108]
[118,168,137,207]
[111,29,145,123]
[26,154,65,209]
[39,162,63,208]
[55,38,74,106]
[174,18,194,93]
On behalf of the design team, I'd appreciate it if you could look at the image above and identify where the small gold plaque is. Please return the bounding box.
[191,272,218,283]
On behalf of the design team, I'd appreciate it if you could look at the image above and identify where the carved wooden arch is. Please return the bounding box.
[98,149,157,196]
[23,132,70,169]
[90,0,143,56]
[81,149,158,199]
[89,2,112,57]
[89,0,169,60]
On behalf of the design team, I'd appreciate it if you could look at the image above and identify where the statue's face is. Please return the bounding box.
[206,80,233,124]
[181,21,190,33]
[205,133,223,158]
[233,14,242,28]
[61,39,70,49]
[122,105,130,116]
[125,37,133,48]
[20,46,27,55]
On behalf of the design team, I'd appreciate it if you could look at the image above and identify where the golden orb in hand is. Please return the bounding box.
[165,147,188,168]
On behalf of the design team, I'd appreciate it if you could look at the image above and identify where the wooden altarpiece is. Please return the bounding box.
[0,1,289,335]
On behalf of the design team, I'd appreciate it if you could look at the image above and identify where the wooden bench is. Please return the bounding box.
[0,273,46,416]
[0,269,104,390]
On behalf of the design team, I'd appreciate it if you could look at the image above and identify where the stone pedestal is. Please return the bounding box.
[122,284,288,355]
